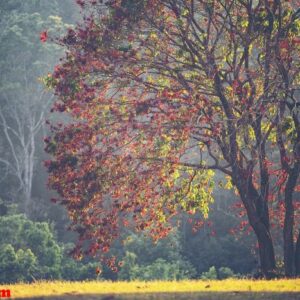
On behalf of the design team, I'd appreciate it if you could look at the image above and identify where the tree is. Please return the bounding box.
[181,212,257,276]
[0,214,61,282]
[0,214,102,283]
[45,0,300,277]
[0,245,37,283]
[117,231,196,280]
[0,0,71,214]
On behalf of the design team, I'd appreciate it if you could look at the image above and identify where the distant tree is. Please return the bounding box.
[60,242,100,281]
[0,0,70,214]
[181,220,257,275]
[0,245,38,283]
[117,230,196,280]
[45,0,300,277]
[200,266,218,280]
[0,214,102,283]
[0,214,61,282]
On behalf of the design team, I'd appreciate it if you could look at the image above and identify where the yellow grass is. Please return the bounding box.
[1,279,300,299]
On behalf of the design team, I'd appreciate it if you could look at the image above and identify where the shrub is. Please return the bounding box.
[117,232,196,281]
[140,258,196,281]
[118,251,196,281]
[218,267,237,279]
[200,266,239,280]
[118,252,140,280]
[0,244,37,283]
[0,215,101,283]
[0,215,61,282]
[201,266,218,280]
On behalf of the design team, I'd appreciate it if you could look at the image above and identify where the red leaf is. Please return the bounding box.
[40,31,48,43]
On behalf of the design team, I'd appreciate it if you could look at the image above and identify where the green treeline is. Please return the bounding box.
[0,210,256,283]
[0,188,257,282]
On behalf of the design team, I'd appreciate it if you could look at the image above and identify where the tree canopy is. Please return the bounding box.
[45,0,300,277]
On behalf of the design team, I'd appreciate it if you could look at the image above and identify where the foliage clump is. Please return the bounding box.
[200,266,239,280]
[117,232,196,281]
[0,214,99,283]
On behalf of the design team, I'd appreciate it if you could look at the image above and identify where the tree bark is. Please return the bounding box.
[235,176,276,278]
[249,214,276,278]
[284,179,295,277]
[296,230,300,276]
[256,226,276,277]
[283,163,300,277]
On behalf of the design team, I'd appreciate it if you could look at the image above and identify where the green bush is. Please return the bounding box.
[0,215,61,282]
[0,244,37,283]
[118,252,140,280]
[118,252,196,281]
[117,232,196,281]
[201,266,218,280]
[141,258,196,281]
[200,266,239,280]
[0,215,101,283]
[61,259,99,281]
[61,243,100,281]
[0,244,20,283]
[218,267,237,279]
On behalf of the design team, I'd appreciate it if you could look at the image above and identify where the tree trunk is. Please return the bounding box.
[235,177,276,278]
[296,230,300,276]
[24,191,31,216]
[251,218,276,278]
[283,187,295,277]
[283,163,300,277]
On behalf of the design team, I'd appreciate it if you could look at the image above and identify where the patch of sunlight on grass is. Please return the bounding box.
[1,279,300,298]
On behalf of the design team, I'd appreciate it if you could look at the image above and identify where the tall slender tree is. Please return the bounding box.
[0,0,71,213]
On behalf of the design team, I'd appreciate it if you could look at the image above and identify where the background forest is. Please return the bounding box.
[0,0,291,283]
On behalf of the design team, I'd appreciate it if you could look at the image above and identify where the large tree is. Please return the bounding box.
[45,0,300,277]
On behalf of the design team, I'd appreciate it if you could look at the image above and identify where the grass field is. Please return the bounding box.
[2,279,300,299]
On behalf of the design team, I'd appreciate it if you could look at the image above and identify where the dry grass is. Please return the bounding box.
[1,279,300,299]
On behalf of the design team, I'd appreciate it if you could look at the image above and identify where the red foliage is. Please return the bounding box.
[44,0,300,275]
[40,31,48,43]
